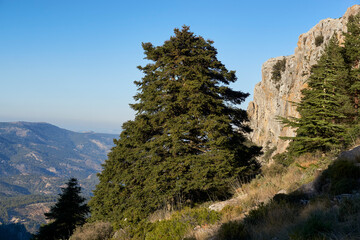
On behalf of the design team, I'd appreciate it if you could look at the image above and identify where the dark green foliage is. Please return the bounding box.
[344,13,360,110]
[90,26,261,226]
[33,178,89,240]
[338,197,360,221]
[315,35,324,47]
[272,192,308,205]
[215,221,249,240]
[289,210,335,240]
[326,159,360,182]
[280,36,351,155]
[271,58,286,82]
[273,152,294,167]
[344,125,360,147]
[344,14,360,66]
[245,203,269,225]
[245,200,300,229]
[318,160,360,194]
[331,178,359,195]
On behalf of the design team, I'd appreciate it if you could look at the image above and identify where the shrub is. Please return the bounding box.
[262,162,286,177]
[289,210,334,240]
[145,207,221,240]
[319,160,360,194]
[344,125,360,148]
[272,192,307,205]
[245,203,269,225]
[271,58,286,82]
[70,221,113,240]
[145,219,189,240]
[315,35,324,47]
[273,152,294,167]
[215,221,249,240]
[339,197,360,220]
[220,205,243,222]
[331,178,359,195]
[263,146,277,162]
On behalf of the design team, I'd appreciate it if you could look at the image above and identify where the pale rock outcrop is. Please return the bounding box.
[248,5,360,157]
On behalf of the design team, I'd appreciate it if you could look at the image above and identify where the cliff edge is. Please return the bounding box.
[247,5,360,156]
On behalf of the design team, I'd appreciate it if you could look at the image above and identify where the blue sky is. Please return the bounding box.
[0,0,358,134]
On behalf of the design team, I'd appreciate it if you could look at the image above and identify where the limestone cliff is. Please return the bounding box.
[247,5,360,157]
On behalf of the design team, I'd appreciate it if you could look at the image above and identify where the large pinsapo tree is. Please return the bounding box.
[89,26,261,226]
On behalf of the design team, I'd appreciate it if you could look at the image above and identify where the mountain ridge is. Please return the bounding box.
[0,121,118,196]
[0,121,118,233]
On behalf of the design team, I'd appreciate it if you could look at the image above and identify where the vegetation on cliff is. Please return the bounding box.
[280,13,360,156]
[280,36,351,155]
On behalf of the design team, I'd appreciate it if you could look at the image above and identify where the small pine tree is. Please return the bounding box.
[33,178,89,240]
[280,36,350,155]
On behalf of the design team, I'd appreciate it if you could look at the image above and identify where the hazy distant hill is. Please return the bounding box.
[0,122,118,233]
[0,121,117,196]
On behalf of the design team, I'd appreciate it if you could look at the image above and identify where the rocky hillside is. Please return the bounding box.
[0,121,117,196]
[247,5,360,156]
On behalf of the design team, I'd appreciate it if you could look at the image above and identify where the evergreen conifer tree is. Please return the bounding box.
[344,13,360,111]
[281,36,350,155]
[89,26,261,227]
[33,178,89,240]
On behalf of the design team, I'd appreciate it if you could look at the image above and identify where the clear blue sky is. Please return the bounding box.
[0,0,358,134]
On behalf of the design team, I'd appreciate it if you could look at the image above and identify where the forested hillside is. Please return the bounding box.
[0,121,117,234]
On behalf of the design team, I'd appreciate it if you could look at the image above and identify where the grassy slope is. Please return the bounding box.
[94,148,360,240]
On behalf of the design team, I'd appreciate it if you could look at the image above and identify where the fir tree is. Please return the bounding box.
[281,36,350,155]
[344,13,360,111]
[33,178,89,240]
[89,26,261,227]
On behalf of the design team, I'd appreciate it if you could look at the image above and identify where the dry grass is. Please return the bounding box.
[146,150,345,240]
[220,205,244,222]
[148,208,173,223]
[191,224,221,240]
[199,151,337,240]
[70,222,113,240]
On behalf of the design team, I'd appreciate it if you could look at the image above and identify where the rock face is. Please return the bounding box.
[247,5,360,157]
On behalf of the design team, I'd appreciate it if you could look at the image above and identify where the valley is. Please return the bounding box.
[0,122,117,233]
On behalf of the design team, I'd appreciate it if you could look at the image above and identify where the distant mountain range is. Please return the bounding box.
[0,121,117,196]
[0,121,118,233]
